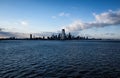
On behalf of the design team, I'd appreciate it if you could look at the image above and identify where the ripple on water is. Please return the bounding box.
[0,40,120,78]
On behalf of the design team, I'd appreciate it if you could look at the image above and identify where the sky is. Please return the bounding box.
[0,0,120,39]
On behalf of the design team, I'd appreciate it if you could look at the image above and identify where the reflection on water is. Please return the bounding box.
[0,40,120,78]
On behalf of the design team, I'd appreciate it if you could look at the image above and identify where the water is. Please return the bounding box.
[0,40,120,78]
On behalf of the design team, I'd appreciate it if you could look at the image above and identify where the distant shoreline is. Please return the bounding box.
[0,38,120,42]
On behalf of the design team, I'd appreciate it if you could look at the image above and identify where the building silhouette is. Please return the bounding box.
[61,29,66,40]
[30,34,32,39]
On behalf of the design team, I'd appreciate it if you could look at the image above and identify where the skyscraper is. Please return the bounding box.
[61,29,66,40]
[30,34,32,39]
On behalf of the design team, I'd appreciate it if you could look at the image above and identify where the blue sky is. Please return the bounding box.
[0,0,120,39]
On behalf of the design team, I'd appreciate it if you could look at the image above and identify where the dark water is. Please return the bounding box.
[0,40,120,78]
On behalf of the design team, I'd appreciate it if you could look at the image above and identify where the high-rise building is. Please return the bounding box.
[61,29,66,40]
[30,34,32,39]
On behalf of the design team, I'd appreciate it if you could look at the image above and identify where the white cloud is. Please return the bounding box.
[94,10,120,24]
[59,12,70,17]
[20,21,28,26]
[52,12,70,19]
[51,16,57,19]
[65,10,120,31]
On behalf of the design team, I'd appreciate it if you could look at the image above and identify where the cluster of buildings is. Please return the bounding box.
[0,29,94,40]
[29,29,88,40]
[29,29,67,40]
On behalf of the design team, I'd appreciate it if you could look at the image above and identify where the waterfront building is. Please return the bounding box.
[61,29,66,40]
[30,34,32,39]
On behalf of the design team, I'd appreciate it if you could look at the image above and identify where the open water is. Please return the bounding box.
[0,40,120,78]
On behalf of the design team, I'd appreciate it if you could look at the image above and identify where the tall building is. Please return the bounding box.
[30,34,32,39]
[61,29,66,40]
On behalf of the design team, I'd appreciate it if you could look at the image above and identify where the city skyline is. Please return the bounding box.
[0,29,98,40]
[0,0,120,39]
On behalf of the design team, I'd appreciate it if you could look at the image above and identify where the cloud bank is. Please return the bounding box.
[65,10,120,31]
[0,31,29,38]
[0,28,2,31]
[0,30,57,38]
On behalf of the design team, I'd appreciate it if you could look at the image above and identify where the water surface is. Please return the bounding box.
[0,40,120,78]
